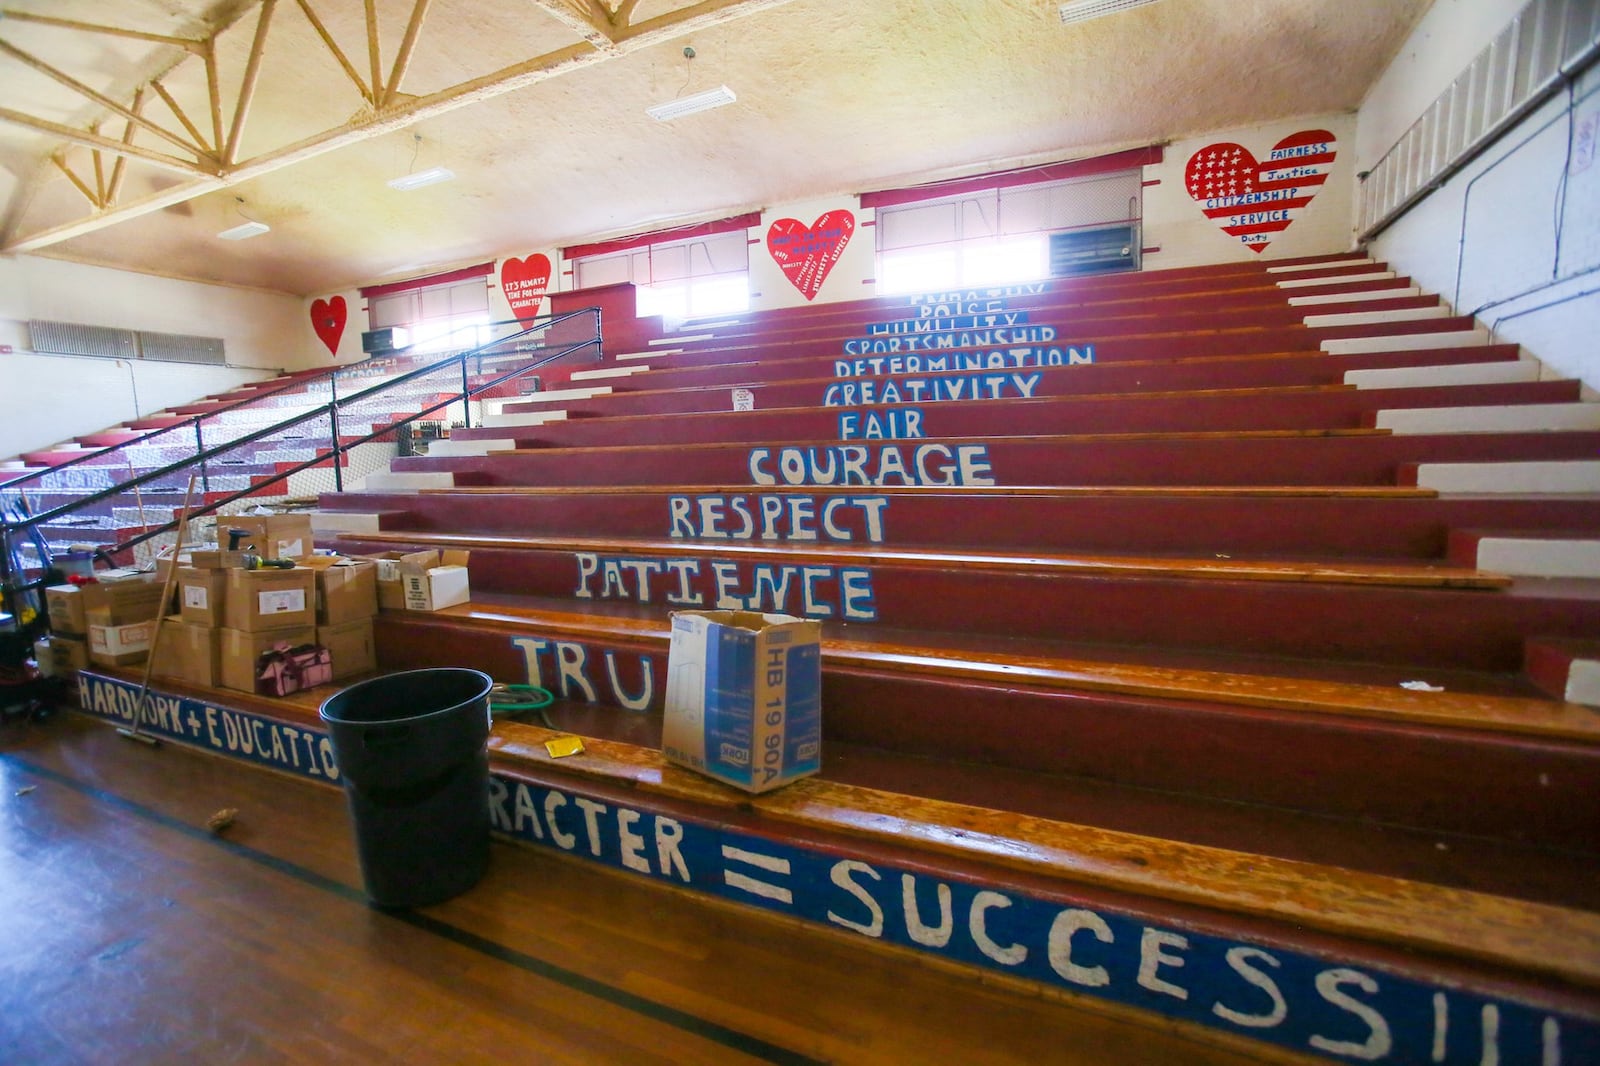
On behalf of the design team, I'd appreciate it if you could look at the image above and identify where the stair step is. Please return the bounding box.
[493,715,1600,983]
[1286,285,1422,306]
[372,598,1600,848]
[569,365,651,381]
[1301,304,1451,328]
[1410,460,1600,494]
[335,532,1600,673]
[478,410,569,429]
[398,428,1600,490]
[1450,529,1600,578]
[1277,270,1397,288]
[1345,359,1539,389]
[484,385,611,412]
[330,484,1600,563]
[1265,256,1376,273]
[1321,328,1490,354]
[343,528,1510,589]
[1376,402,1600,434]
[356,470,457,491]
[1526,638,1600,706]
[421,437,520,457]
[309,510,395,535]
[489,382,1581,451]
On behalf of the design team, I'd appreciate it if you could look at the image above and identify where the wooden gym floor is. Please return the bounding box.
[0,710,1285,1065]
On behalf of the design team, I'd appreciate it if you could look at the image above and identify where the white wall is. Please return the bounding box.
[1357,5,1600,389]
[0,255,311,461]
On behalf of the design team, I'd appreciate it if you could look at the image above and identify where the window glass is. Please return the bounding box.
[875,170,1142,294]
[572,230,750,318]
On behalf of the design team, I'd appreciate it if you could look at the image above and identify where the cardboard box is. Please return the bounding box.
[151,618,220,687]
[317,619,376,680]
[82,576,169,627]
[88,619,156,667]
[188,548,251,569]
[314,559,378,624]
[176,567,229,627]
[222,567,316,632]
[46,584,87,635]
[662,611,823,793]
[218,625,317,694]
[402,550,470,611]
[370,550,433,610]
[369,550,471,611]
[224,514,314,561]
[47,634,89,677]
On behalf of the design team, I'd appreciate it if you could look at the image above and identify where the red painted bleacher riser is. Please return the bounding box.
[369,612,1599,851]
[335,490,1600,562]
[333,535,1600,672]
[482,380,1577,449]
[501,347,1520,419]
[407,430,1600,488]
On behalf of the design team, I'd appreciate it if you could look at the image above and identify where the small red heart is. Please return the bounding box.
[501,254,552,322]
[767,211,856,301]
[1184,130,1337,253]
[310,295,347,355]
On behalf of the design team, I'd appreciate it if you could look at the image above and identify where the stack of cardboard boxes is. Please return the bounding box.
[155,514,379,694]
[43,572,169,677]
[37,513,465,697]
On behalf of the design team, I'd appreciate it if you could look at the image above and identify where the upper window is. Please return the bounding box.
[572,229,750,319]
[874,169,1143,295]
[369,277,492,353]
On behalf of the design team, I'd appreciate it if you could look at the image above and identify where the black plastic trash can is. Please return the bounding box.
[319,668,494,908]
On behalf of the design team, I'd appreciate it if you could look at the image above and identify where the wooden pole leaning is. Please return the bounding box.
[118,473,200,747]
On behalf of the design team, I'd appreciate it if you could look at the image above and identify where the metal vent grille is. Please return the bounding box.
[24,320,226,364]
[1059,0,1163,26]
[29,320,136,359]
[138,331,226,365]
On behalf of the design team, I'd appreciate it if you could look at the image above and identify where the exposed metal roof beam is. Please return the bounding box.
[4,0,793,254]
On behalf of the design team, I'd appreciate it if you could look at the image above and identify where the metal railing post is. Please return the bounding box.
[460,354,473,429]
[329,401,344,493]
[194,419,211,496]
[0,525,14,623]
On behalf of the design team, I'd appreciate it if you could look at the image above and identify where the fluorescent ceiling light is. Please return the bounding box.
[387,166,456,191]
[217,220,270,240]
[647,85,736,121]
[1059,0,1163,25]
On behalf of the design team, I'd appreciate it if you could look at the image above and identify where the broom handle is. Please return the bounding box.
[127,474,200,739]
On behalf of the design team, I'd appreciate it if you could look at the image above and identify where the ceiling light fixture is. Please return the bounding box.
[217,220,270,240]
[386,166,456,191]
[387,132,456,190]
[647,46,735,121]
[647,85,737,121]
[1059,0,1164,25]
[217,196,269,240]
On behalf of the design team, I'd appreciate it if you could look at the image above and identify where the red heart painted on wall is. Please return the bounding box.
[1184,130,1337,253]
[311,295,346,355]
[501,254,552,322]
[767,211,855,301]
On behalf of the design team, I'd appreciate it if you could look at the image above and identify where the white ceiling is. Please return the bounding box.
[0,0,1432,296]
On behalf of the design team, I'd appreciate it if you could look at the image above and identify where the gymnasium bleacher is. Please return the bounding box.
[261,252,1599,1062]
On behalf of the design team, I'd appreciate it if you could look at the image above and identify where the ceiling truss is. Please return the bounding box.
[0,0,790,253]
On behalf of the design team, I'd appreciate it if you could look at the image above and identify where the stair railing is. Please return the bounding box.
[0,308,602,630]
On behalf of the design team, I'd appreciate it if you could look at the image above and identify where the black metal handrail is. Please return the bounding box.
[0,307,601,625]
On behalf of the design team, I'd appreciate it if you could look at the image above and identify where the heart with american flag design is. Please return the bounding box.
[1184,130,1337,253]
